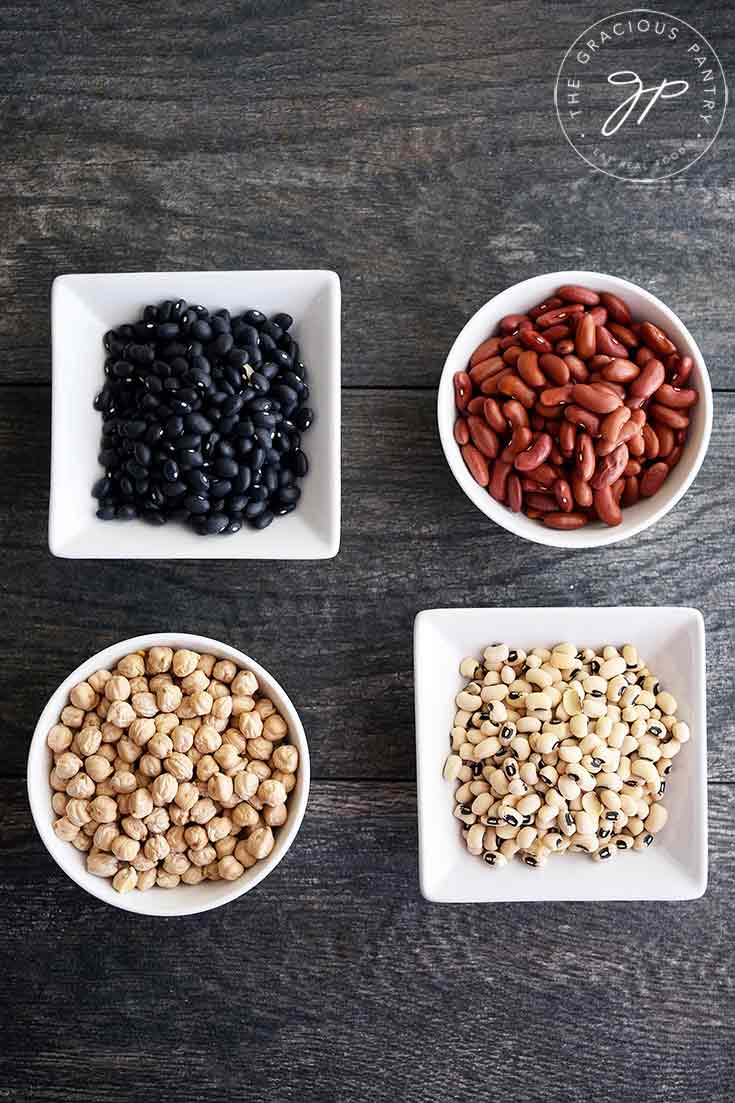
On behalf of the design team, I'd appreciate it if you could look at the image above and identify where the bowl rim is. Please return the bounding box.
[437,270,714,548]
[27,632,311,916]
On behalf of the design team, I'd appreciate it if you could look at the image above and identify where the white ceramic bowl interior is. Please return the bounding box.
[438,271,713,548]
[415,606,707,902]
[28,633,310,916]
[49,270,341,559]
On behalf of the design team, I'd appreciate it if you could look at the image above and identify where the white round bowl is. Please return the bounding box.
[438,271,713,548]
[28,633,310,916]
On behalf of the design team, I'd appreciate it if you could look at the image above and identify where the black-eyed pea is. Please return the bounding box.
[626,816,645,836]
[581,791,603,817]
[443,753,463,781]
[519,762,538,787]
[655,691,677,716]
[471,792,493,816]
[599,788,622,812]
[672,720,690,743]
[645,803,668,834]
[558,744,582,764]
[516,825,538,850]
[659,738,682,759]
[483,643,510,666]
[558,809,576,837]
[632,759,659,786]
[574,811,597,836]
[597,770,623,792]
[456,690,482,712]
[510,735,531,761]
[466,824,485,854]
[620,793,640,817]
[592,843,616,862]
[459,657,481,679]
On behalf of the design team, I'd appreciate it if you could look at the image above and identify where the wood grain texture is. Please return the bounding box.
[1,778,733,1103]
[0,1,733,386]
[1,386,734,780]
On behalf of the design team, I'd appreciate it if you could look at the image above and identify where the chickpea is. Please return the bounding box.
[211,696,233,723]
[52,793,68,816]
[96,698,110,719]
[117,794,132,815]
[54,751,83,780]
[172,725,194,753]
[137,867,157,891]
[215,836,237,858]
[88,669,112,693]
[175,781,199,811]
[157,685,183,713]
[164,751,194,782]
[96,742,117,763]
[128,717,155,746]
[65,798,92,827]
[163,852,191,876]
[194,725,221,754]
[121,816,148,841]
[263,713,288,742]
[61,705,85,729]
[138,753,162,778]
[218,856,244,881]
[181,866,205,885]
[111,835,140,862]
[191,691,213,716]
[53,817,79,842]
[49,768,68,792]
[89,795,118,823]
[101,721,122,743]
[213,743,240,770]
[264,803,288,828]
[128,676,149,695]
[172,649,200,678]
[189,797,217,824]
[246,826,275,859]
[231,695,255,716]
[238,711,263,739]
[105,675,131,702]
[117,653,146,679]
[144,807,170,836]
[144,835,170,862]
[248,761,271,781]
[148,733,173,759]
[234,840,258,868]
[211,659,236,684]
[106,701,136,728]
[207,815,233,843]
[155,712,179,736]
[129,788,154,819]
[197,653,216,677]
[112,867,138,894]
[47,724,73,753]
[188,844,217,867]
[116,737,141,765]
[185,825,209,851]
[231,670,258,697]
[149,673,173,692]
[208,680,229,700]
[271,769,296,794]
[208,773,234,804]
[166,825,187,853]
[87,851,119,877]
[151,773,178,806]
[76,727,102,757]
[130,693,157,719]
[93,823,119,850]
[222,728,247,753]
[156,871,180,888]
[272,744,299,773]
[111,770,137,795]
[85,754,113,783]
[233,771,258,800]
[246,736,272,762]
[146,646,173,674]
[70,682,97,711]
[255,698,276,720]
[258,779,287,807]
[72,832,92,852]
[180,670,210,695]
[196,754,220,782]
[169,804,189,826]
[232,802,260,829]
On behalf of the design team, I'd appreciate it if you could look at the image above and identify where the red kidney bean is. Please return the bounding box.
[666,444,684,469]
[557,285,600,306]
[628,431,646,457]
[559,420,577,457]
[549,442,564,465]
[469,355,506,385]
[553,477,573,512]
[656,423,675,457]
[564,354,589,382]
[650,403,689,429]
[543,324,570,342]
[575,314,596,359]
[555,339,575,355]
[454,418,469,445]
[543,511,589,529]
[467,415,500,458]
[454,372,471,411]
[540,383,574,407]
[668,354,694,385]
[595,326,629,358]
[642,424,660,460]
[600,292,632,325]
[629,358,665,399]
[515,432,553,473]
[519,329,553,354]
[502,345,523,365]
[535,304,584,328]
[636,346,654,366]
[529,297,563,320]
[467,396,486,415]
[517,350,547,389]
[600,405,631,442]
[531,462,559,489]
[498,373,536,408]
[571,472,593,508]
[602,358,640,384]
[488,459,512,501]
[461,443,489,486]
[624,459,641,476]
[572,383,622,415]
[470,337,502,366]
[612,477,625,504]
[499,313,529,334]
[530,412,546,431]
[479,369,513,395]
[501,426,533,461]
[507,472,523,512]
[640,461,669,497]
[640,322,676,357]
[539,354,570,385]
[608,322,638,348]
[483,397,507,434]
[565,405,601,435]
[591,442,629,489]
[576,433,596,481]
[503,399,530,429]
[526,492,558,513]
[622,476,640,506]
[588,306,608,327]
[654,383,698,409]
[593,485,622,526]
[596,379,626,399]
[589,354,612,371]
[499,334,523,350]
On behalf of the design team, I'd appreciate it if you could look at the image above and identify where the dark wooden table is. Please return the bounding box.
[1,3,733,1100]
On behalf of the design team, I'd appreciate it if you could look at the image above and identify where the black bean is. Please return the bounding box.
[250,372,270,393]
[123,419,147,439]
[243,309,266,327]
[115,504,138,519]
[245,499,267,519]
[253,411,277,429]
[142,509,167,525]
[213,332,234,357]
[175,434,202,451]
[262,465,278,493]
[92,476,111,499]
[227,348,249,369]
[164,416,184,440]
[273,312,293,331]
[210,479,232,498]
[186,469,210,493]
[157,322,180,340]
[295,407,313,431]
[214,457,238,478]
[162,459,180,482]
[225,519,242,534]
[192,320,213,341]
[234,467,251,492]
[278,485,301,504]
[227,494,248,513]
[184,494,210,515]
[96,505,116,520]
[259,333,277,355]
[251,509,274,529]
[239,324,260,347]
[261,361,280,381]
[205,513,229,534]
[178,449,204,469]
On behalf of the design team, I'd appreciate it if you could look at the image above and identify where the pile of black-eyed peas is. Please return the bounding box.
[443,642,689,867]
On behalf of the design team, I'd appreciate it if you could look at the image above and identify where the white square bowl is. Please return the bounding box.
[49,270,341,558]
[414,607,707,902]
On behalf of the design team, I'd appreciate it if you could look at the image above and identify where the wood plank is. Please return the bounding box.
[0,1,733,386]
[1,386,733,781]
[1,778,733,1103]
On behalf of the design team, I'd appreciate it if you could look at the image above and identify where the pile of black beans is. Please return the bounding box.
[92,299,312,534]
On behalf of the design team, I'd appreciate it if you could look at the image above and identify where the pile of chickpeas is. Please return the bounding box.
[48,646,299,892]
[443,642,689,867]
